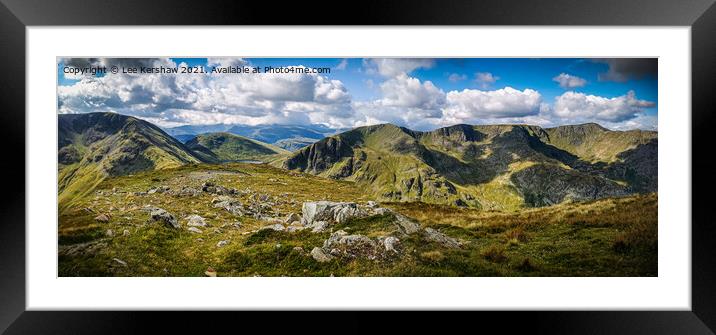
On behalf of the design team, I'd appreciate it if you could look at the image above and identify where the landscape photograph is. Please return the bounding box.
[57,57,658,277]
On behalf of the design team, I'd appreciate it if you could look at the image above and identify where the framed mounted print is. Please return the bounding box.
[1,0,715,333]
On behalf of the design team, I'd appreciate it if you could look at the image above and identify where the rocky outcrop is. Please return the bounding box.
[511,165,629,207]
[301,201,368,226]
[148,207,180,229]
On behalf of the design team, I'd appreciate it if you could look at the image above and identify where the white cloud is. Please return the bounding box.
[377,74,445,112]
[553,90,655,122]
[58,60,353,128]
[58,58,657,132]
[442,87,542,124]
[365,58,434,77]
[207,57,247,67]
[448,73,467,82]
[474,72,499,88]
[336,59,348,70]
[553,73,587,89]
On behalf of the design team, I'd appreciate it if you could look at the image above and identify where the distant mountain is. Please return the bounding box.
[164,123,342,150]
[58,112,203,208]
[163,124,234,137]
[273,137,318,151]
[185,132,290,163]
[278,123,657,210]
[173,134,197,143]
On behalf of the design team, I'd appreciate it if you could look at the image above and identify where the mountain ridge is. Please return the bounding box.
[279,122,656,210]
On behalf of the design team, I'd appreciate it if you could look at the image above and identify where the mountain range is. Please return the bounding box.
[58,112,657,211]
[278,123,657,210]
[163,123,344,151]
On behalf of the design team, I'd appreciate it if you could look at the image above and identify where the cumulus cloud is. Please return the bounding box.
[365,58,434,77]
[441,87,542,124]
[553,73,587,89]
[58,58,353,128]
[448,73,467,82]
[474,72,499,89]
[553,90,655,122]
[377,74,445,112]
[57,58,657,132]
[595,58,657,82]
[207,57,247,67]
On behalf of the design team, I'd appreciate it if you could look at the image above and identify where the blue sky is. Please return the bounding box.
[57,57,658,131]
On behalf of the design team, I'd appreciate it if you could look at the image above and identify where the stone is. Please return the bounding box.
[286,226,306,233]
[311,247,334,263]
[94,213,110,223]
[112,258,128,267]
[106,229,114,237]
[301,201,366,226]
[293,246,304,253]
[322,231,380,260]
[260,224,285,232]
[366,201,378,208]
[423,227,462,248]
[216,240,229,248]
[188,227,203,234]
[149,208,180,229]
[311,221,329,233]
[213,197,244,216]
[284,212,301,224]
[383,236,400,253]
[186,214,207,227]
[393,213,421,234]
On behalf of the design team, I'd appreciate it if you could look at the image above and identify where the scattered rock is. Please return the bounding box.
[301,201,369,227]
[284,213,301,224]
[311,247,334,263]
[149,208,180,229]
[382,236,400,253]
[293,246,305,253]
[105,229,114,237]
[186,214,207,227]
[311,221,329,233]
[286,226,306,233]
[188,227,203,234]
[260,224,285,232]
[216,240,229,248]
[213,197,244,216]
[423,227,462,248]
[176,187,201,197]
[94,214,110,223]
[58,241,107,257]
[392,213,421,234]
[323,230,382,260]
[366,201,378,208]
[112,258,128,267]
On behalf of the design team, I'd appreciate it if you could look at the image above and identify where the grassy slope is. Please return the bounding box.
[280,123,645,211]
[185,132,290,163]
[58,162,656,277]
[58,113,202,210]
[543,123,657,163]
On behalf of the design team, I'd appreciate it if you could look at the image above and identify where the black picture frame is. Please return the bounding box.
[1,0,714,333]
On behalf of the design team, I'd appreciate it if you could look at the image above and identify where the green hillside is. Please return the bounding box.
[58,112,203,210]
[279,123,657,210]
[185,132,289,163]
[58,162,656,277]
